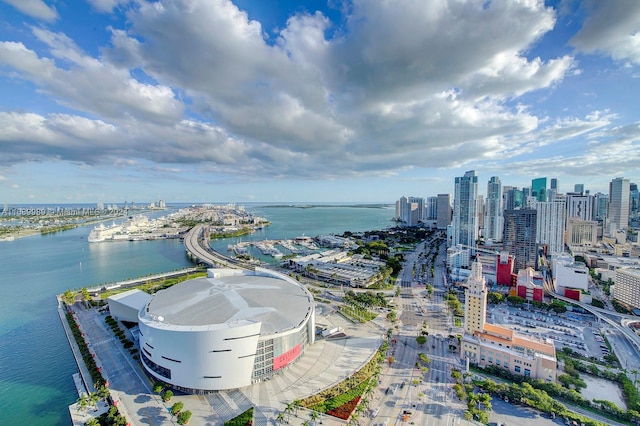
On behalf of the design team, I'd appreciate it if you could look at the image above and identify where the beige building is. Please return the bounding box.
[613,268,640,310]
[460,261,557,381]
[566,218,598,246]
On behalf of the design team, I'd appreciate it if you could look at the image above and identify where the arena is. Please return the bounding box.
[137,267,315,392]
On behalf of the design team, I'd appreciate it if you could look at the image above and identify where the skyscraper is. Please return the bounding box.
[396,196,425,226]
[593,192,608,222]
[484,176,503,242]
[436,194,452,230]
[452,170,479,247]
[426,196,438,221]
[534,197,566,255]
[607,177,630,233]
[532,177,547,202]
[503,209,537,272]
[574,184,584,195]
[630,183,638,221]
[503,186,522,211]
[566,193,594,223]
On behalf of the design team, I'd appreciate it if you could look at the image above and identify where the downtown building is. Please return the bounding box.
[607,177,630,235]
[396,196,425,226]
[436,194,452,230]
[503,208,538,273]
[452,170,479,248]
[503,186,523,211]
[484,176,503,242]
[426,196,438,221]
[566,218,598,246]
[532,177,547,202]
[460,262,556,381]
[534,197,566,256]
[613,268,640,311]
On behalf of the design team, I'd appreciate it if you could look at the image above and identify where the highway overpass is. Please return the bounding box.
[183,224,253,270]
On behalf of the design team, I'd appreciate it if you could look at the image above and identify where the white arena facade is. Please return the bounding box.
[137,267,315,393]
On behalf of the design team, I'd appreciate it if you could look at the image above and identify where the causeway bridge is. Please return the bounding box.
[183,224,253,270]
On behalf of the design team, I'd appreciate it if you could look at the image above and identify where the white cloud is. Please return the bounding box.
[86,0,132,13]
[1,0,57,21]
[0,30,184,124]
[99,0,570,161]
[570,0,640,65]
[3,0,634,188]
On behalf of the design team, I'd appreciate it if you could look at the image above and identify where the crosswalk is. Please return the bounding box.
[92,337,115,346]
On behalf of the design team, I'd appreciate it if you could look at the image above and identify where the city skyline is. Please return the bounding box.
[1,1,640,203]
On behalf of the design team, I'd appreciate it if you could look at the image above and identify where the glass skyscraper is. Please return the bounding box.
[452,170,478,247]
[532,177,547,202]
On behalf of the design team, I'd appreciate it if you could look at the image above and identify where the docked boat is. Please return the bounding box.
[87,222,123,242]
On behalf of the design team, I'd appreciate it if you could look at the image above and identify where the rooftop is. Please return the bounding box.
[142,268,313,334]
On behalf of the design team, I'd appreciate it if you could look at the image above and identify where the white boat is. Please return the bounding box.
[87,222,123,242]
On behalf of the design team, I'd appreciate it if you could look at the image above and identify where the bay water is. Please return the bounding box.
[0,203,393,425]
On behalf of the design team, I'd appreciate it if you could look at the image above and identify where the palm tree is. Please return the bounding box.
[309,410,320,425]
[292,399,302,417]
[348,413,359,426]
[89,391,100,409]
[76,394,89,413]
[97,385,110,401]
[276,411,286,425]
[63,290,76,306]
[284,402,295,423]
[86,419,100,426]
[81,287,91,306]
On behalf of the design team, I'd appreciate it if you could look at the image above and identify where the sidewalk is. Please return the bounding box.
[57,298,108,425]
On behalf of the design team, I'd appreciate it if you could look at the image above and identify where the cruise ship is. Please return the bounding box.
[87,222,123,242]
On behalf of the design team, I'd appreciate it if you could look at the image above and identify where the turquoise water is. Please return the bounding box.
[0,203,393,425]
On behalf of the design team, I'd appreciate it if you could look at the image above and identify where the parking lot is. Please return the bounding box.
[488,305,610,362]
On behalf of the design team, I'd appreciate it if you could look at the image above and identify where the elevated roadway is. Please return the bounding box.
[546,289,640,371]
[183,224,253,270]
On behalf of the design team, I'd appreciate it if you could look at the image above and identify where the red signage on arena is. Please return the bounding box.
[273,344,301,370]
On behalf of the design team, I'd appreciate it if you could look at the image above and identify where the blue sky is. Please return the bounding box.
[0,0,639,204]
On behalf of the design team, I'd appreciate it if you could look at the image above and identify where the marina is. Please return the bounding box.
[228,236,329,260]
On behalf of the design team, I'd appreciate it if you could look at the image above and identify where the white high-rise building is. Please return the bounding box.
[566,193,594,225]
[395,196,425,226]
[426,196,438,221]
[396,196,410,224]
[607,177,630,234]
[484,176,503,242]
[534,197,566,256]
[452,170,478,248]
